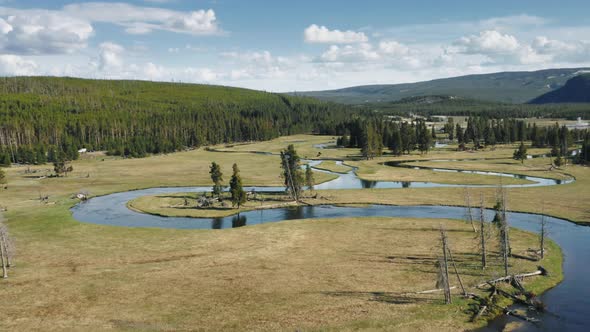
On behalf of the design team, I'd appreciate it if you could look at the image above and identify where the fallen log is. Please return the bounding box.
[512,253,539,262]
[476,268,545,288]
[416,286,457,294]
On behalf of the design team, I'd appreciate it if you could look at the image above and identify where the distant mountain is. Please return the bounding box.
[294,68,590,104]
[529,74,590,104]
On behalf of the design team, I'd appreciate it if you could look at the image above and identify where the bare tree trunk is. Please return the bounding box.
[464,187,477,232]
[447,246,466,296]
[479,193,487,270]
[0,233,7,278]
[497,186,510,276]
[540,210,546,260]
[440,225,452,304]
[0,230,9,267]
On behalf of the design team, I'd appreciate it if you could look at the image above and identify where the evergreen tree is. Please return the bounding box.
[456,123,464,145]
[513,142,527,164]
[0,152,10,166]
[53,151,72,177]
[280,144,303,201]
[229,163,246,208]
[209,162,224,197]
[389,124,403,156]
[416,120,432,154]
[305,164,315,191]
[446,118,455,141]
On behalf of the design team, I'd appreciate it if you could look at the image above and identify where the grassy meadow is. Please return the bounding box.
[0,134,586,331]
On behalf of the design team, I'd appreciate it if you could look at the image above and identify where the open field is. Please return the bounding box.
[0,134,586,331]
[0,214,561,331]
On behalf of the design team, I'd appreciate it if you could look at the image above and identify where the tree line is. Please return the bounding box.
[0,77,360,164]
[336,117,434,159]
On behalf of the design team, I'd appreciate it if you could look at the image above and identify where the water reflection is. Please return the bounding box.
[212,218,223,229]
[284,206,305,220]
[231,214,247,228]
[360,179,378,189]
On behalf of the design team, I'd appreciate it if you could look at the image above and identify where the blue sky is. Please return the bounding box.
[1,0,590,91]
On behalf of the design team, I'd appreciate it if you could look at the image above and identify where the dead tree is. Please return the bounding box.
[446,244,466,296]
[0,217,12,278]
[495,185,511,276]
[478,193,487,270]
[439,225,452,304]
[464,187,477,232]
[540,205,547,260]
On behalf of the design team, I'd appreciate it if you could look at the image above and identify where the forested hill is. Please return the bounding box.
[529,74,590,104]
[0,77,357,163]
[295,68,590,104]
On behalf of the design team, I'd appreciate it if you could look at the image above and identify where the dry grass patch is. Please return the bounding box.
[0,214,561,331]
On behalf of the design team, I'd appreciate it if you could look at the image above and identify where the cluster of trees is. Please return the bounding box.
[336,118,434,158]
[280,144,304,201]
[279,145,315,201]
[209,162,246,208]
[0,77,359,162]
[0,141,79,166]
[575,131,590,165]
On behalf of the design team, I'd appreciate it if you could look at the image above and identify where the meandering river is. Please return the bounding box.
[71,158,584,331]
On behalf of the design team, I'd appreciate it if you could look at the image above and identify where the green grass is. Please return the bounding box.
[0,134,583,331]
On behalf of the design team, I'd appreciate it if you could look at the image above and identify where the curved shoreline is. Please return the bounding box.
[69,153,587,331]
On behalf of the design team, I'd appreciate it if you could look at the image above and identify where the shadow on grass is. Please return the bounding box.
[321,290,443,305]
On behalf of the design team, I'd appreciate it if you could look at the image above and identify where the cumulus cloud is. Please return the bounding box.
[455,30,520,55]
[98,42,125,70]
[532,36,590,63]
[63,3,220,35]
[378,41,410,56]
[320,43,379,62]
[452,30,550,65]
[0,9,93,54]
[304,24,368,44]
[220,50,309,81]
[0,55,37,75]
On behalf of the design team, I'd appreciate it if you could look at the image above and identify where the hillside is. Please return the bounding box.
[366,95,590,118]
[0,77,356,162]
[530,74,590,104]
[295,68,590,104]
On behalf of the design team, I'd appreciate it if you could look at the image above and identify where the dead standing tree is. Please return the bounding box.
[437,225,466,303]
[540,203,548,260]
[439,225,452,304]
[464,187,477,232]
[477,193,488,270]
[495,185,511,276]
[0,214,13,278]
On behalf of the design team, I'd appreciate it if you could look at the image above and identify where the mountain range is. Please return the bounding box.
[294,68,590,104]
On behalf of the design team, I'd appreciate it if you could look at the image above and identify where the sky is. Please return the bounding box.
[1,0,590,91]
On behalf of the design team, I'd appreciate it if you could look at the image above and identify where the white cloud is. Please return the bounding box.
[304,24,368,44]
[378,40,410,56]
[455,30,520,55]
[0,54,37,75]
[63,3,220,36]
[98,42,124,70]
[532,36,590,63]
[0,8,93,54]
[320,43,379,62]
